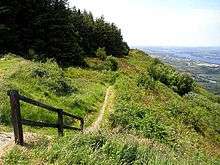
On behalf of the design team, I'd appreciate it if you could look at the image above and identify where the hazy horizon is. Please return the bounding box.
[71,0,220,47]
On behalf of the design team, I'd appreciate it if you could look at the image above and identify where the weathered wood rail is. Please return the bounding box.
[7,90,84,145]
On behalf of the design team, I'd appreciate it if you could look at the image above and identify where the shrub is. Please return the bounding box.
[90,134,107,150]
[31,62,76,96]
[173,74,195,96]
[104,56,118,71]
[148,63,195,96]
[49,79,75,96]
[152,58,162,65]
[120,144,138,164]
[32,68,49,78]
[110,104,170,143]
[96,47,107,61]
[137,73,155,90]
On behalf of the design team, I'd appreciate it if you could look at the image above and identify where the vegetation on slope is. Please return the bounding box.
[1,50,220,164]
[4,132,220,165]
[111,49,220,151]
[0,54,116,127]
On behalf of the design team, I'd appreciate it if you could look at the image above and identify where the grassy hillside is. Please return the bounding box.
[0,54,116,128]
[1,50,220,164]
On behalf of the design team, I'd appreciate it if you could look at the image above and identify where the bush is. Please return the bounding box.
[137,73,155,90]
[31,62,76,96]
[49,79,75,96]
[120,144,138,164]
[96,47,107,61]
[110,104,170,143]
[172,74,195,96]
[149,63,194,96]
[89,56,118,71]
[121,42,130,55]
[152,58,162,65]
[32,67,49,78]
[105,56,118,71]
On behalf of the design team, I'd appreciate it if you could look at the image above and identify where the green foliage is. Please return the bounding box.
[94,17,129,56]
[87,55,118,71]
[152,58,162,65]
[109,50,220,161]
[0,1,129,65]
[110,103,170,143]
[172,73,195,96]
[1,50,220,164]
[149,62,195,96]
[0,0,85,66]
[137,73,155,90]
[104,56,118,71]
[3,147,30,164]
[96,47,107,61]
[4,133,219,165]
[120,144,138,164]
[0,55,110,126]
[31,62,76,96]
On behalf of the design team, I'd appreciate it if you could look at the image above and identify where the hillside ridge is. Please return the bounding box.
[0,50,220,164]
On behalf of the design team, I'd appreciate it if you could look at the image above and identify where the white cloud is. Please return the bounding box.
[70,0,220,47]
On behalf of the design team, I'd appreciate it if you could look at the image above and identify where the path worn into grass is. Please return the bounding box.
[0,133,13,150]
[84,86,114,133]
[0,133,14,164]
[0,61,115,160]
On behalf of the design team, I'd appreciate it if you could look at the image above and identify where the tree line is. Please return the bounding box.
[0,0,129,66]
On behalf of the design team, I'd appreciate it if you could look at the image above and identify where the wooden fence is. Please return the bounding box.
[7,90,84,145]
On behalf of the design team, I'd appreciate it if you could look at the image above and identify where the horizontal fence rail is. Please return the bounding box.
[8,90,84,145]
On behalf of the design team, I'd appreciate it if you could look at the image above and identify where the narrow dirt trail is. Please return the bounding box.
[0,66,115,162]
[84,86,114,133]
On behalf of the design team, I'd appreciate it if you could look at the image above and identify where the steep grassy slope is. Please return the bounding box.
[110,50,220,160]
[1,50,220,164]
[0,54,115,128]
[4,132,220,165]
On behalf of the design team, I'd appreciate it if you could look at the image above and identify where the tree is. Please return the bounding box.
[33,1,84,66]
[94,17,129,56]
[96,47,107,61]
[0,0,129,65]
[0,0,19,54]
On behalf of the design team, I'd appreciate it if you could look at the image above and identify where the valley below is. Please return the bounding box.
[140,47,220,95]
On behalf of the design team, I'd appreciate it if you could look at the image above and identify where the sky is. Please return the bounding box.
[70,0,220,47]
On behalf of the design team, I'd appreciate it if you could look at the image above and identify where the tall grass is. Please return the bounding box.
[4,132,219,165]
[0,54,114,126]
[109,50,220,160]
[1,51,220,164]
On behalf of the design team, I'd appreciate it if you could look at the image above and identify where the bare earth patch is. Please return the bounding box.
[0,133,13,150]
[0,132,14,164]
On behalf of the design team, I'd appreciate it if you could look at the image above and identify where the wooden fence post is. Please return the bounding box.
[8,90,24,145]
[7,90,84,141]
[57,109,64,136]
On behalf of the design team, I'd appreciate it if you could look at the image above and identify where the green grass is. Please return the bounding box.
[110,49,220,160]
[0,54,114,127]
[1,50,220,164]
[3,132,220,165]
